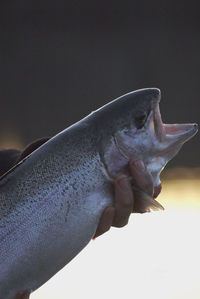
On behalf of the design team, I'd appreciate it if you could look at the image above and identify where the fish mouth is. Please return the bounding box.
[153,102,198,155]
[149,103,197,200]
[114,93,198,200]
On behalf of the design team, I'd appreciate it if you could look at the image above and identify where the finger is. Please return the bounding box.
[112,176,134,228]
[14,292,30,299]
[129,159,154,197]
[129,160,163,213]
[94,206,115,238]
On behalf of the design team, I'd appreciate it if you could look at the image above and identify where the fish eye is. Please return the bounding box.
[135,112,147,129]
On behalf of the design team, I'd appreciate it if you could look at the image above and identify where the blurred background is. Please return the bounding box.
[0,1,200,298]
[0,0,199,167]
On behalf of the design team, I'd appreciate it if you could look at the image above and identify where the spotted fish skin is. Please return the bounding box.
[0,88,197,298]
[0,122,112,298]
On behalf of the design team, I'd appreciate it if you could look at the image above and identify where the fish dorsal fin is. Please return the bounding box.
[0,137,50,183]
[19,137,50,161]
[0,149,21,177]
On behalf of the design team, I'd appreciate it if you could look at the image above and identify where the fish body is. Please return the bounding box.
[0,88,198,298]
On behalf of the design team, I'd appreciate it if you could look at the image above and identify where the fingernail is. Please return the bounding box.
[132,160,146,171]
[119,176,130,189]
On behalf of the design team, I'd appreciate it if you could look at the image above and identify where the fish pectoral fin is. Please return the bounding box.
[132,186,164,213]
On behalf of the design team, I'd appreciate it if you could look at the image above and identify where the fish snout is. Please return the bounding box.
[152,96,198,146]
[163,123,198,145]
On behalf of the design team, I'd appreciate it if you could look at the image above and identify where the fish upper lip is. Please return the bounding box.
[153,103,165,142]
[153,102,198,147]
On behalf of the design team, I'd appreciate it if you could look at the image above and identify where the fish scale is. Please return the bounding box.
[0,88,198,298]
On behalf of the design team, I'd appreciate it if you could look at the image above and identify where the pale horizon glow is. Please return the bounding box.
[30,172,200,299]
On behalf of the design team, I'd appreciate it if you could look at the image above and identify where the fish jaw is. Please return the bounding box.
[102,94,198,195]
[147,102,198,186]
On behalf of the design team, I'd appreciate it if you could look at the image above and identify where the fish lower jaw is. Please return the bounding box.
[163,123,198,144]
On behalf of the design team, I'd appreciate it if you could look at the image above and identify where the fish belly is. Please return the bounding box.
[0,189,110,299]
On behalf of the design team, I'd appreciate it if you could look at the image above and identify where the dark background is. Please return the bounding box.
[0,0,199,167]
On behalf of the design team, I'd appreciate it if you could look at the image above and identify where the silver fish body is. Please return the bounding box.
[0,125,110,298]
[0,88,198,298]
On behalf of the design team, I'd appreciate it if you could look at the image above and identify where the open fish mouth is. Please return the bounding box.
[114,91,198,195]
[152,102,198,198]
[153,99,198,149]
[100,88,198,212]
[152,100,198,174]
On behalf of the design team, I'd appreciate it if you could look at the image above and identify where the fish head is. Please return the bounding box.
[97,88,198,198]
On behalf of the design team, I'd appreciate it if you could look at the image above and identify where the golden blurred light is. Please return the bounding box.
[160,167,200,211]
[0,130,24,149]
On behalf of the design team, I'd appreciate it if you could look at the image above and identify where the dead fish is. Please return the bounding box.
[0,88,198,298]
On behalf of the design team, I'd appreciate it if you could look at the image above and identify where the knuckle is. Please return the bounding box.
[114,216,129,228]
[99,225,110,234]
[121,198,133,209]
[114,222,125,228]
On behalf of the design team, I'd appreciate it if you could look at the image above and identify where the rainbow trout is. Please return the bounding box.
[0,88,198,298]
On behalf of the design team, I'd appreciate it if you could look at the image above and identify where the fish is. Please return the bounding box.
[0,88,198,298]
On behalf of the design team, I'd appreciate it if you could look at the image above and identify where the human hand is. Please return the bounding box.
[14,292,30,299]
[93,159,155,238]
[0,140,158,241]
